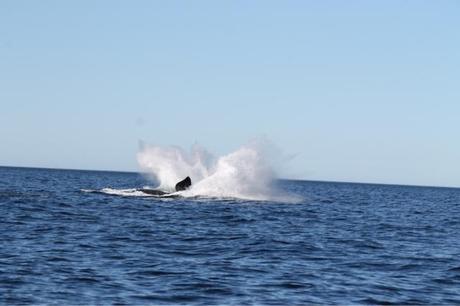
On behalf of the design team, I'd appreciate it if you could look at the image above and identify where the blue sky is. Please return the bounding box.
[1,1,459,187]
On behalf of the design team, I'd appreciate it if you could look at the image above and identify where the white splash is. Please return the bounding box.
[137,140,286,201]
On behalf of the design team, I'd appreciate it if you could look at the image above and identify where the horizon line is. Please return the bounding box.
[1,164,458,190]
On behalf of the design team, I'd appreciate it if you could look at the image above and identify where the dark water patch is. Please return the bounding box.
[448,266,460,272]
[355,297,400,305]
[65,276,100,284]
[129,269,189,277]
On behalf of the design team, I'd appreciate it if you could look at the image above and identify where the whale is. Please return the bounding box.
[138,176,192,196]
[175,176,192,191]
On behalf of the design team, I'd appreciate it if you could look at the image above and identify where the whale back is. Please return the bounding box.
[175,176,192,191]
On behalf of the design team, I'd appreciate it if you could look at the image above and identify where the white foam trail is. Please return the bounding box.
[137,140,296,202]
[100,188,149,197]
[82,188,152,197]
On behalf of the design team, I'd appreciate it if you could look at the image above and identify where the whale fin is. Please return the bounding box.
[175,176,192,191]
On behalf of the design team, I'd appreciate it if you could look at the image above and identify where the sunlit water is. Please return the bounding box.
[1,166,460,305]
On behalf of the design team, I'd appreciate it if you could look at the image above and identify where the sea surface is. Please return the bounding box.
[1,166,460,305]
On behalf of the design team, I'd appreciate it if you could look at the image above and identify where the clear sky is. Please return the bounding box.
[1,1,459,187]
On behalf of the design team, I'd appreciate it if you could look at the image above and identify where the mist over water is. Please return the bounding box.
[137,141,285,201]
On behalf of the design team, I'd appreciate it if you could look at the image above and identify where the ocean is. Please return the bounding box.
[1,166,460,305]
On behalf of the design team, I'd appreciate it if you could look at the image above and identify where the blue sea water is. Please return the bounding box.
[1,166,460,305]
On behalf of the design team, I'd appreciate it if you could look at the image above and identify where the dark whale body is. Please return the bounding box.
[138,176,192,196]
[175,176,192,191]
[138,189,169,196]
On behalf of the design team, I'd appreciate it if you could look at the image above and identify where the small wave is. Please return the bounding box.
[448,266,460,273]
